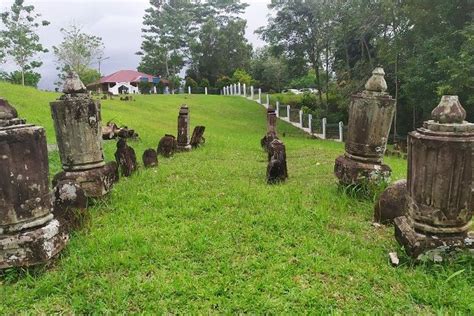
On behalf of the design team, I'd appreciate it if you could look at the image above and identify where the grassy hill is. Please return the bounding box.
[0,82,472,313]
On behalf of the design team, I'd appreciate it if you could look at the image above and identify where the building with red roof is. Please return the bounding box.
[88,70,168,95]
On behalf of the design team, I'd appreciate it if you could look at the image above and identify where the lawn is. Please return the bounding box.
[0,82,473,313]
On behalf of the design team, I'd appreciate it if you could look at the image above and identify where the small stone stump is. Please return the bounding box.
[143,149,158,168]
[158,134,177,157]
[394,96,474,260]
[115,139,138,177]
[374,179,407,224]
[261,108,279,152]
[0,98,68,269]
[267,139,288,184]
[177,105,191,151]
[190,126,206,148]
[334,67,395,185]
[51,73,118,198]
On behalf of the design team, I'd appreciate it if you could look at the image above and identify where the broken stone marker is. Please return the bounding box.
[157,134,177,158]
[267,139,288,184]
[53,180,88,232]
[51,73,119,197]
[143,149,158,168]
[394,96,474,260]
[115,138,138,177]
[334,67,395,185]
[261,108,279,152]
[177,105,191,151]
[374,179,407,224]
[0,98,68,269]
[190,126,206,148]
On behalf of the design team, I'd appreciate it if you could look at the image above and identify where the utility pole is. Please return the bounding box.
[97,56,110,76]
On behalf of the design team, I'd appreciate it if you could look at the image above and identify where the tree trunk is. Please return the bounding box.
[21,67,25,86]
[325,41,330,110]
[393,53,399,142]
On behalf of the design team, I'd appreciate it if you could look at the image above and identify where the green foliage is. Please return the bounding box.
[231,69,253,85]
[199,78,210,88]
[138,81,153,94]
[78,68,100,86]
[1,70,41,87]
[168,74,181,92]
[290,70,317,89]
[251,47,288,92]
[0,0,49,86]
[0,81,472,313]
[215,75,231,89]
[185,77,197,89]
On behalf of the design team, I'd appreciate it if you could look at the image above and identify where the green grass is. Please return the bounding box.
[0,82,473,313]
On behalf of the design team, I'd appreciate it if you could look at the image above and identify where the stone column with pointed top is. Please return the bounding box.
[177,105,191,151]
[394,95,474,260]
[51,73,118,198]
[334,67,396,185]
[0,98,68,269]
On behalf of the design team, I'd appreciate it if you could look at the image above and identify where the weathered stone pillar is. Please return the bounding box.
[51,73,118,198]
[394,96,474,260]
[334,67,395,185]
[0,98,68,269]
[267,108,277,135]
[177,105,191,151]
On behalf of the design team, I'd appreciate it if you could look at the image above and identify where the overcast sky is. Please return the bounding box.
[1,0,271,90]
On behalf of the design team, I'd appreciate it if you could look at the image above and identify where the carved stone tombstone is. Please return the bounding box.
[334,67,395,185]
[190,126,206,148]
[115,138,138,177]
[157,134,177,158]
[394,96,474,260]
[261,108,279,152]
[177,105,191,151]
[267,139,288,184]
[0,98,68,268]
[51,73,118,197]
[143,149,158,168]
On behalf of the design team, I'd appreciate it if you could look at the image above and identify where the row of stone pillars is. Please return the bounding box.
[334,67,473,260]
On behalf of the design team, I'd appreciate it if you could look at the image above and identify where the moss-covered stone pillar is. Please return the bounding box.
[0,98,68,269]
[334,67,395,185]
[394,96,474,260]
[51,73,118,197]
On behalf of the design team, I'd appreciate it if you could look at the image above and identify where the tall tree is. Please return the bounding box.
[0,0,49,86]
[53,24,104,83]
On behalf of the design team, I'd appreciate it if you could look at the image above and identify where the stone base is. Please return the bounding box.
[334,155,391,185]
[176,144,192,152]
[53,161,118,198]
[394,216,474,261]
[0,219,68,269]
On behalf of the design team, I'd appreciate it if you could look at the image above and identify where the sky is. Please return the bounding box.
[1,0,271,90]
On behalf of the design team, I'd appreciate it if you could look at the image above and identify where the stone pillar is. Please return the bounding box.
[250,86,254,99]
[338,121,344,142]
[266,94,270,108]
[267,108,277,135]
[258,89,262,104]
[0,98,68,269]
[51,73,118,198]
[205,87,208,95]
[394,96,474,260]
[286,105,290,120]
[334,67,395,185]
[238,82,241,95]
[243,84,246,97]
[308,114,313,133]
[177,104,191,151]
[188,86,191,95]
[299,110,303,127]
[276,101,280,117]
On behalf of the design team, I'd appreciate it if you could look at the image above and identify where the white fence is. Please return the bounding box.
[222,83,344,142]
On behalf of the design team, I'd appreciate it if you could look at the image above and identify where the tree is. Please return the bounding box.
[231,69,253,86]
[2,70,41,87]
[53,24,104,77]
[0,0,49,86]
[250,47,288,92]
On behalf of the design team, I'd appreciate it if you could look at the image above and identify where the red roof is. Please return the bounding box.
[99,70,155,83]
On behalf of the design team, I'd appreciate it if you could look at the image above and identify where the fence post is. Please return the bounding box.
[238,82,241,95]
[243,83,246,97]
[276,101,280,117]
[308,114,313,133]
[339,121,344,142]
[322,118,327,139]
[250,86,254,99]
[205,87,208,95]
[188,86,191,95]
[266,94,270,108]
[234,84,237,95]
[299,110,303,127]
[258,89,262,104]
[286,105,290,120]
